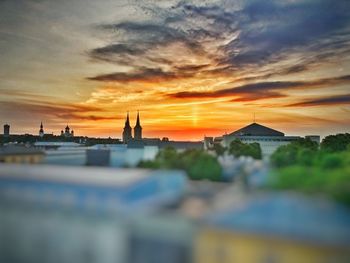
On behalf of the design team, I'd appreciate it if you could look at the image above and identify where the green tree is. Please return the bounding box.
[247,143,262,160]
[156,147,179,168]
[137,160,160,169]
[269,140,350,206]
[320,154,343,169]
[294,138,319,151]
[138,148,222,181]
[270,144,298,167]
[296,148,314,166]
[270,138,318,167]
[213,143,226,156]
[228,139,245,156]
[228,139,262,159]
[321,133,350,152]
[186,152,222,181]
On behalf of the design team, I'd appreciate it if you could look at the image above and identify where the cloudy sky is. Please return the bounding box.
[0,0,349,140]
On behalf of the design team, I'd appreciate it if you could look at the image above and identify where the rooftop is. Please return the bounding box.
[206,193,350,246]
[0,164,187,212]
[228,122,285,137]
[0,164,164,187]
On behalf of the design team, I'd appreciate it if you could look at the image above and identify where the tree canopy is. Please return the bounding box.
[269,134,350,206]
[270,138,318,168]
[228,139,262,159]
[212,143,226,156]
[138,147,222,181]
[321,133,350,152]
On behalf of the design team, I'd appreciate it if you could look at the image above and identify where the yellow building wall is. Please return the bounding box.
[195,228,350,263]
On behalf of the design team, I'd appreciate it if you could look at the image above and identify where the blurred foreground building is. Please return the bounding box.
[0,146,44,164]
[0,164,190,263]
[0,164,187,212]
[0,164,350,263]
[196,193,350,263]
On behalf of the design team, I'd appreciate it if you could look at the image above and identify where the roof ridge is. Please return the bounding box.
[228,122,284,137]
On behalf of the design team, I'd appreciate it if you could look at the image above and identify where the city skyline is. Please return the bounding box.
[1,0,350,140]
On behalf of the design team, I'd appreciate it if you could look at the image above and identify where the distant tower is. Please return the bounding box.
[71,129,74,137]
[39,122,44,138]
[134,111,142,140]
[3,124,10,137]
[122,112,132,144]
[65,125,70,136]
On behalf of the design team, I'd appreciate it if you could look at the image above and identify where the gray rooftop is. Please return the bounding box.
[229,123,285,137]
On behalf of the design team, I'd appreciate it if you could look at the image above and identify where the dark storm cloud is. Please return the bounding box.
[89,43,145,63]
[88,63,210,82]
[168,75,350,101]
[168,81,300,100]
[174,64,209,72]
[88,0,350,85]
[100,22,187,44]
[172,0,350,70]
[223,0,350,67]
[288,94,350,107]
[88,67,192,82]
[89,21,204,65]
[281,65,308,75]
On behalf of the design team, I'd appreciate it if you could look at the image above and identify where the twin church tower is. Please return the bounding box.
[122,111,142,143]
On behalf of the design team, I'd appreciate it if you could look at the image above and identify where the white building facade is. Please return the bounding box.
[222,134,302,157]
[206,123,320,158]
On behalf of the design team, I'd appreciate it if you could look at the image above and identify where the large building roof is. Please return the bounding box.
[228,122,284,137]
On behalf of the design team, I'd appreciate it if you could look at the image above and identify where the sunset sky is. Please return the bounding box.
[0,0,349,140]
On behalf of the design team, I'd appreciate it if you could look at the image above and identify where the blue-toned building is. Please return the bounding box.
[0,164,189,263]
[0,164,187,213]
[127,214,196,263]
[196,193,350,263]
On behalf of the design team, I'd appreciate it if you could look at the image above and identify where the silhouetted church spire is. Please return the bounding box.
[122,112,132,143]
[134,111,142,140]
[125,111,131,126]
[136,111,140,126]
[39,121,44,138]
